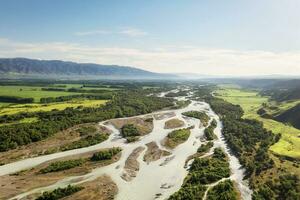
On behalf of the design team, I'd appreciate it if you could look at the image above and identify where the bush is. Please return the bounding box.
[121,124,139,137]
[36,185,83,200]
[61,133,108,151]
[166,128,191,148]
[204,119,217,140]
[197,141,213,153]
[207,180,238,200]
[40,159,84,173]
[90,147,122,161]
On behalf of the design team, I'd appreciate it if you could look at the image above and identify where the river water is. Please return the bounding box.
[1,92,252,200]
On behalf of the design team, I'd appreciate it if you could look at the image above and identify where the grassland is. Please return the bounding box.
[266,99,300,116]
[164,128,191,149]
[0,85,79,102]
[0,99,107,116]
[215,87,300,159]
[0,84,118,103]
[0,84,114,116]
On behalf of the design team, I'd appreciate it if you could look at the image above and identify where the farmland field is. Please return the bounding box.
[0,85,79,102]
[0,99,108,116]
[215,87,300,159]
[0,84,112,116]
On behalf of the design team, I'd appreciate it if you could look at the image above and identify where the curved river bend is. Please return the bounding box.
[0,93,252,200]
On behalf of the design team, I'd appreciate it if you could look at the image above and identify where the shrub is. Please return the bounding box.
[36,185,83,200]
[90,147,122,161]
[40,159,84,173]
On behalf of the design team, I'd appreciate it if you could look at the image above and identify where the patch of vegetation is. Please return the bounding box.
[61,133,109,151]
[168,184,207,200]
[169,148,231,200]
[0,96,34,103]
[121,124,140,142]
[90,147,122,161]
[35,185,83,200]
[204,119,217,140]
[165,128,191,149]
[164,118,184,129]
[182,110,210,126]
[207,180,238,200]
[40,159,84,173]
[174,100,191,109]
[77,125,97,136]
[197,141,214,153]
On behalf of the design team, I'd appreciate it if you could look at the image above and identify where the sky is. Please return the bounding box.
[0,0,300,76]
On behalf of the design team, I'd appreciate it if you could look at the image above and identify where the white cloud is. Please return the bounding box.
[0,37,300,76]
[119,28,148,37]
[75,27,148,37]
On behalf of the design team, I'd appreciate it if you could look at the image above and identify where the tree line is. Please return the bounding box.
[0,95,34,103]
[40,93,113,103]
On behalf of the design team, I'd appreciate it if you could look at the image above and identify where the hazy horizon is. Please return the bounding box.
[1,0,300,76]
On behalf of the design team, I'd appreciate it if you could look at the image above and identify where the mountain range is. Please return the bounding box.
[0,58,173,79]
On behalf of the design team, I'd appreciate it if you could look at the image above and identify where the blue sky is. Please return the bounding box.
[0,0,300,75]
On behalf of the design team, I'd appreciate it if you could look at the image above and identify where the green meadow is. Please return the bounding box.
[215,87,300,159]
[0,85,79,102]
[0,99,108,116]
[0,84,113,116]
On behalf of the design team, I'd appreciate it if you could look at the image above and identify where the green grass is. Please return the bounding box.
[0,102,11,107]
[0,85,79,102]
[265,99,300,116]
[0,117,39,127]
[0,99,107,116]
[215,87,300,159]
[0,84,117,103]
[165,128,191,149]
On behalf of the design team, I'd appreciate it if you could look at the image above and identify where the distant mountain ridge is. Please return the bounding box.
[0,58,170,79]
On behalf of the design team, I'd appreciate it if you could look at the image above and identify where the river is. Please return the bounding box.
[0,91,252,200]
